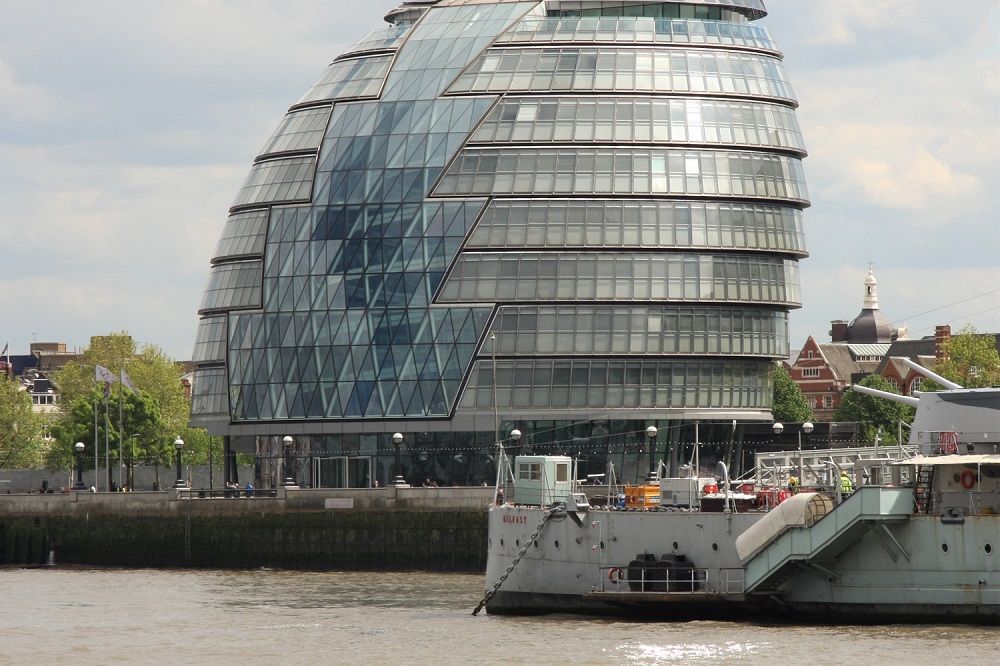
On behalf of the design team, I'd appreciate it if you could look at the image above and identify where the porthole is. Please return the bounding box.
[712,543,719,552]
[554,540,560,550]
[986,543,993,555]
[515,539,520,549]
[673,541,679,550]
[600,540,606,551]
[500,538,504,548]
[941,543,949,554]
[533,539,539,549]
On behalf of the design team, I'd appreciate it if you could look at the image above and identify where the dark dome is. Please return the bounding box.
[847,308,894,343]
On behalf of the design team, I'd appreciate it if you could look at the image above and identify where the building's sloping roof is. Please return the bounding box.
[818,343,882,382]
[847,343,891,359]
[874,337,937,375]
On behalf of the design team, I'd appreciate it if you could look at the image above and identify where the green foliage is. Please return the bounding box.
[49,332,192,476]
[0,376,49,468]
[834,374,914,445]
[772,363,813,422]
[930,325,1000,389]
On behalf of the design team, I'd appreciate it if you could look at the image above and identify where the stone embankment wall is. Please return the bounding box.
[0,487,492,572]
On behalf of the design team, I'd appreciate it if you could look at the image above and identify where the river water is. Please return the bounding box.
[1,568,997,665]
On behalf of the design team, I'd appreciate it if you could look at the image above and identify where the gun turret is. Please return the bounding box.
[898,357,962,390]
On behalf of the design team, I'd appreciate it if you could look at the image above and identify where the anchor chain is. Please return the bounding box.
[472,505,560,616]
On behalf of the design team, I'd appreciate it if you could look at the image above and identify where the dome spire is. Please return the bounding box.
[863,265,879,310]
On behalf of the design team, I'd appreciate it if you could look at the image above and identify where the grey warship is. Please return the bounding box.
[482,358,1000,623]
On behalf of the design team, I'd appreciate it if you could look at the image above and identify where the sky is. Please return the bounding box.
[1,0,997,361]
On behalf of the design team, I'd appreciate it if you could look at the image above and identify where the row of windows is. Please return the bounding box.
[461,359,772,411]
[498,17,776,51]
[448,47,793,102]
[434,148,808,201]
[438,253,801,306]
[192,315,228,364]
[467,200,805,253]
[257,107,332,157]
[191,367,227,417]
[296,54,392,105]
[199,261,263,314]
[231,157,316,209]
[213,209,269,262]
[487,305,787,357]
[470,96,804,151]
[548,1,765,21]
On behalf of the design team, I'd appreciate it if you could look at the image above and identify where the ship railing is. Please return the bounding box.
[600,565,745,594]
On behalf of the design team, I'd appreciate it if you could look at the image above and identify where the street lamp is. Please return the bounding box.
[173,437,187,488]
[391,433,409,487]
[645,425,658,483]
[282,436,297,487]
[510,429,522,445]
[772,422,813,486]
[73,442,86,490]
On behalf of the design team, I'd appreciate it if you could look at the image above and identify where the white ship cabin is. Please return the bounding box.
[512,455,574,506]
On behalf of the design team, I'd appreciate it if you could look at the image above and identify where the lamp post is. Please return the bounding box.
[391,433,409,487]
[645,425,658,483]
[73,442,86,490]
[173,438,187,488]
[282,436,297,487]
[772,422,813,486]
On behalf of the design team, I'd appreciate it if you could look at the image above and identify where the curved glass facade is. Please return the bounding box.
[191,0,808,489]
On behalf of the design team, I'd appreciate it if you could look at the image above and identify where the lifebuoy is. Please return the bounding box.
[960,469,976,490]
[608,568,623,584]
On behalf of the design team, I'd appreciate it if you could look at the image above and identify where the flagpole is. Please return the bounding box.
[105,392,110,492]
[118,375,123,491]
[93,386,98,491]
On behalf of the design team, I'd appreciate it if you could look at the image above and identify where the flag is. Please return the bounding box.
[1,341,7,357]
[121,368,140,396]
[95,365,119,385]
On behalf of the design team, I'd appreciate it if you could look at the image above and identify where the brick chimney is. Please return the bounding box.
[830,320,848,343]
[935,325,951,361]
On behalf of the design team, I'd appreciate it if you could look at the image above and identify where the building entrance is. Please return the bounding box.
[314,456,372,489]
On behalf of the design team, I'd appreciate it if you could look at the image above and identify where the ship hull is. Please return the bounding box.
[485,503,1000,624]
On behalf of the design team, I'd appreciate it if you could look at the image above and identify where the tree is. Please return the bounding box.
[0,376,49,468]
[834,374,914,445]
[50,332,191,487]
[772,363,813,422]
[931,325,1000,388]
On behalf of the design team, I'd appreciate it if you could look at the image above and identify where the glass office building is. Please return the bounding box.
[190,0,808,488]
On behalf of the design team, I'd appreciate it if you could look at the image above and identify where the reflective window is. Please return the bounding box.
[192,316,228,363]
[460,358,773,411]
[296,54,393,105]
[341,24,411,56]
[214,210,269,261]
[435,148,808,202]
[470,97,804,153]
[199,261,263,313]
[489,305,788,357]
[439,253,801,306]
[546,0,766,21]
[448,47,794,103]
[258,107,333,157]
[467,200,805,254]
[499,17,776,51]
[232,156,316,208]
[191,367,228,417]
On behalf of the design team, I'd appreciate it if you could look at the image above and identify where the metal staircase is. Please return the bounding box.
[744,487,914,594]
[914,466,934,514]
